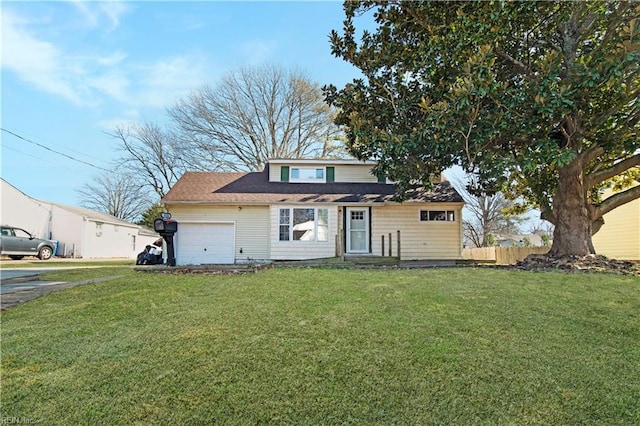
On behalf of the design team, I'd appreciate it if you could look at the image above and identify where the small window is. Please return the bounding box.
[279,209,290,241]
[317,209,328,242]
[290,167,325,183]
[351,211,364,221]
[420,210,455,222]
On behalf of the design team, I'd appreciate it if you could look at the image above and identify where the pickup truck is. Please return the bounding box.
[0,225,55,260]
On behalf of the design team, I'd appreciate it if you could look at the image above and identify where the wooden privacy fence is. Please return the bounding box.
[462,247,549,265]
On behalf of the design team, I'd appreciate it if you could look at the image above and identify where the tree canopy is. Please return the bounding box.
[169,64,344,171]
[325,0,639,257]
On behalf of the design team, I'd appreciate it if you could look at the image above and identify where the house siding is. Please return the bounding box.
[1,180,52,240]
[167,205,270,261]
[333,164,378,183]
[50,205,85,257]
[592,186,640,260]
[371,204,463,260]
[268,163,378,183]
[81,220,143,258]
[269,205,338,260]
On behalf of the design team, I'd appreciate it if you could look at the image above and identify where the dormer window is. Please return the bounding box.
[291,167,325,183]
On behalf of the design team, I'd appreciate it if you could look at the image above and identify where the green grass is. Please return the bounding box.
[37,266,136,282]
[1,267,639,424]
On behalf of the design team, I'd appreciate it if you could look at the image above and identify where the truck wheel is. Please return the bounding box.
[38,246,53,260]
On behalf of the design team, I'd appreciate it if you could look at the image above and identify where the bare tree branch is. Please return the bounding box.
[168,64,343,171]
[77,171,152,222]
[108,123,186,198]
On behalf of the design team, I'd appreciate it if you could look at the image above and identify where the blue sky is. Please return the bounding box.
[1,1,363,206]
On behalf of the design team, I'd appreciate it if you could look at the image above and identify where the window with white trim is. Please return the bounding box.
[420,210,455,222]
[290,167,325,183]
[279,208,329,241]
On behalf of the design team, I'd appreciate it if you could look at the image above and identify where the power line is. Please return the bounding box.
[1,144,63,168]
[1,128,112,172]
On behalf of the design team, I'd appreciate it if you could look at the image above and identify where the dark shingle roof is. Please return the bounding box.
[162,169,463,205]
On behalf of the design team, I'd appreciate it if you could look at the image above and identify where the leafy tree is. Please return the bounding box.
[168,64,344,171]
[325,1,640,257]
[77,171,152,222]
[138,202,165,229]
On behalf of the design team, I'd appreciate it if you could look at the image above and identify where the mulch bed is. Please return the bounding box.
[514,254,640,276]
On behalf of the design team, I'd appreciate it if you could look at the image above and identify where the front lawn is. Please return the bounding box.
[1,267,638,424]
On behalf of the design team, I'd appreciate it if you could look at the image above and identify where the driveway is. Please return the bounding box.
[1,267,123,310]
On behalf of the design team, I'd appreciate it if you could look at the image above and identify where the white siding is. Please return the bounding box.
[269,205,338,260]
[372,204,463,260]
[1,180,51,240]
[269,165,283,182]
[168,205,270,262]
[268,163,379,183]
[81,220,145,259]
[334,164,379,183]
[50,205,85,257]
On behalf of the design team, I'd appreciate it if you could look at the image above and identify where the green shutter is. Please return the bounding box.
[377,174,386,183]
[280,166,289,182]
[326,166,335,183]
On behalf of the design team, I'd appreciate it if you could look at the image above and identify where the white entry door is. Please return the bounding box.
[346,207,369,253]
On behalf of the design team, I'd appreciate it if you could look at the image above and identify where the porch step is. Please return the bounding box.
[342,255,399,265]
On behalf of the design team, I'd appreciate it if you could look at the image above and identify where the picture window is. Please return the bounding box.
[279,208,329,241]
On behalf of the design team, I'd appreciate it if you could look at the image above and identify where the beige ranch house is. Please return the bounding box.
[161,159,464,265]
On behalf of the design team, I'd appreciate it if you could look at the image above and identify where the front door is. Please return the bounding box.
[346,207,369,253]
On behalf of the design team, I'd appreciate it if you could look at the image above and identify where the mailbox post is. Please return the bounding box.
[153,215,178,266]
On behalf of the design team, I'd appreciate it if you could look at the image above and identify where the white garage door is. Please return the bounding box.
[176,223,235,265]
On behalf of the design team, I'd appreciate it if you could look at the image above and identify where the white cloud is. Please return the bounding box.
[97,109,142,132]
[99,1,131,30]
[2,10,87,104]
[136,55,208,108]
[69,0,131,31]
[2,8,209,110]
[97,51,127,66]
[240,39,277,65]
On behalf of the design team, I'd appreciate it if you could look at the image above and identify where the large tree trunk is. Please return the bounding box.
[549,161,594,257]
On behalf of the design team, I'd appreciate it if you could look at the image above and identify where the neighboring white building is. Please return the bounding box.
[1,178,158,259]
